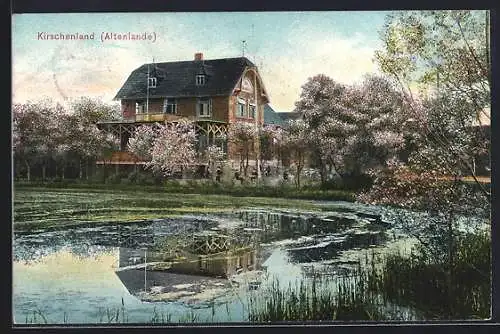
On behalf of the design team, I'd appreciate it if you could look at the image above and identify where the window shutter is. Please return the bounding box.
[209,98,212,116]
[163,99,167,113]
[196,99,200,116]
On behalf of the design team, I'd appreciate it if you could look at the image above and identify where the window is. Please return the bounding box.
[148,77,157,88]
[196,75,206,86]
[248,104,256,118]
[135,102,145,114]
[197,97,211,117]
[237,98,246,118]
[163,98,177,114]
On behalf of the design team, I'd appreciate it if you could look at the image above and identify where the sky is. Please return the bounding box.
[12,11,392,112]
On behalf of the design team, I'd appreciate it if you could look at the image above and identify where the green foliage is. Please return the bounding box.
[374,10,491,199]
[375,10,489,105]
[321,174,374,191]
[105,173,121,185]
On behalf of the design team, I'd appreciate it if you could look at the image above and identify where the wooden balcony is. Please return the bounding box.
[133,113,204,123]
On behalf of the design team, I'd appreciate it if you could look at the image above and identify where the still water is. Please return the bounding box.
[13,202,424,324]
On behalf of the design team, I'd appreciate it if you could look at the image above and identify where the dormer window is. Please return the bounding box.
[148,77,157,88]
[196,75,206,86]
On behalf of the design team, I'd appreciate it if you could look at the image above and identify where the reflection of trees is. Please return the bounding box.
[287,231,387,264]
[236,211,353,243]
[12,242,114,263]
[13,243,64,263]
[70,243,111,259]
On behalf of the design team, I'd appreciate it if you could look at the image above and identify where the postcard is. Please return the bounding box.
[12,10,491,325]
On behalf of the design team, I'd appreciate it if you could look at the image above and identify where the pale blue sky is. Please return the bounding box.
[12,11,391,111]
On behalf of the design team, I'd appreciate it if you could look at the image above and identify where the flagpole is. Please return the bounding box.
[144,248,147,293]
[254,68,261,180]
[146,64,150,114]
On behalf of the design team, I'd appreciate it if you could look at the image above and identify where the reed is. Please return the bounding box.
[366,231,491,319]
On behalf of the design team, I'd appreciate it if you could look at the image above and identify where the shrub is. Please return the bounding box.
[140,174,156,186]
[105,173,122,185]
[333,173,373,191]
[126,171,139,183]
[164,179,182,189]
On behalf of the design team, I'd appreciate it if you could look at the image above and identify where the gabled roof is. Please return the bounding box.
[114,57,256,100]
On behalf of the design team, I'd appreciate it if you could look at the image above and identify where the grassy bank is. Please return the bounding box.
[13,186,353,232]
[14,180,356,202]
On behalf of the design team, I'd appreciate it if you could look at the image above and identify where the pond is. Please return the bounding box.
[12,201,483,324]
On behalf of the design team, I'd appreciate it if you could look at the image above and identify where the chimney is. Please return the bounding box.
[194,52,203,61]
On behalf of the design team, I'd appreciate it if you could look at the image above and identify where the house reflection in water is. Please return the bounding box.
[115,245,267,300]
[118,246,260,279]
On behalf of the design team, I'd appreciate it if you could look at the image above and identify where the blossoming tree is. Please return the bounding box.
[128,120,197,178]
[228,122,257,177]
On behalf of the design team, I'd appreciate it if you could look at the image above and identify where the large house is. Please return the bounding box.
[97,53,272,166]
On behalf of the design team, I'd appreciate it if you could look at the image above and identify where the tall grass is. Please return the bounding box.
[247,232,490,321]
[246,271,389,322]
[367,231,491,320]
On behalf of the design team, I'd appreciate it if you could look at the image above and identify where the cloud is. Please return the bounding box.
[13,43,145,103]
[260,33,381,111]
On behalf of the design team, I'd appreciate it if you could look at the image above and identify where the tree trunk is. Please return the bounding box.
[25,160,31,182]
[79,160,83,179]
[42,165,46,181]
[86,160,89,181]
[14,160,19,180]
[245,152,249,177]
[297,162,303,189]
[296,152,303,188]
[62,164,66,180]
[210,161,215,181]
[319,166,326,185]
[446,215,454,315]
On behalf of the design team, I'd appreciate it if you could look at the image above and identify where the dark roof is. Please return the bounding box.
[114,57,256,100]
[263,104,302,127]
[263,104,285,126]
